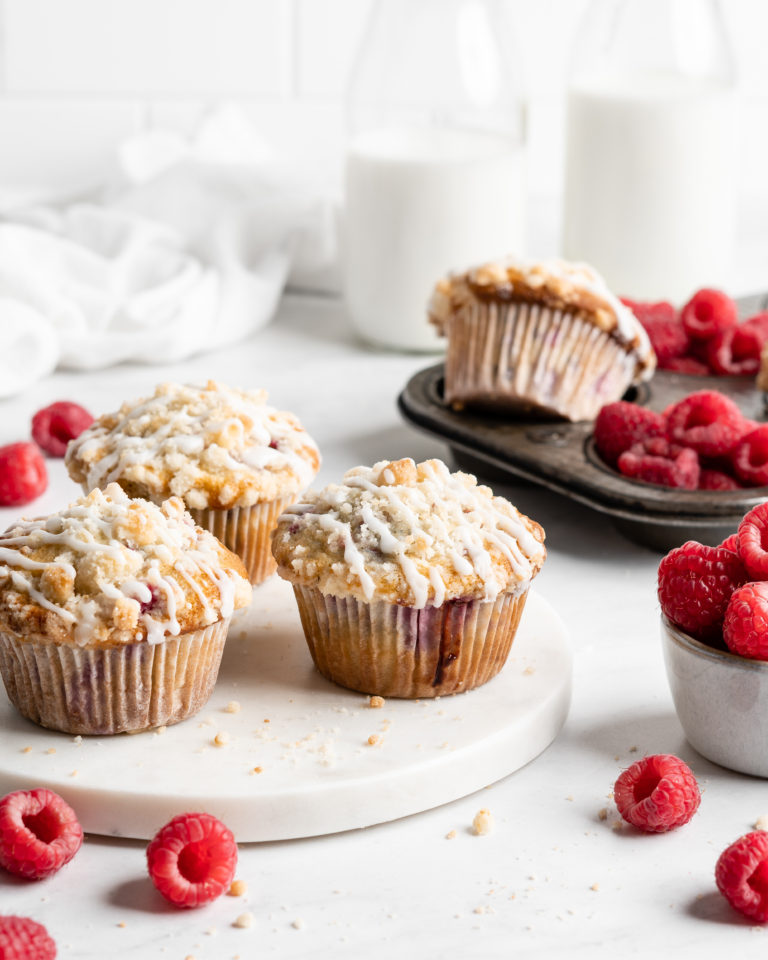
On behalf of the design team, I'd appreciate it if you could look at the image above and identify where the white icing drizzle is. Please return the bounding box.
[66,381,320,505]
[0,484,247,643]
[277,459,544,609]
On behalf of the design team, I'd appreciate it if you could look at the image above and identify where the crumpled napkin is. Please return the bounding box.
[0,106,334,394]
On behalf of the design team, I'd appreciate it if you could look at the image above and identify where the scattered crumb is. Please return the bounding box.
[249,766,263,775]
[612,820,623,832]
[204,926,216,935]
[629,745,638,753]
[614,755,620,762]
[214,731,229,747]
[445,829,457,840]
[263,719,270,724]
[523,666,535,676]
[473,906,486,915]
[367,734,382,746]
[225,701,241,714]
[229,879,248,897]
[69,770,78,778]
[292,919,305,930]
[117,922,126,929]
[755,814,768,831]
[598,808,608,821]
[72,736,82,745]
[369,695,385,709]
[590,883,600,892]
[472,809,494,836]
[565,795,574,802]
[45,748,56,755]
[233,912,254,929]
[185,955,196,960]
[21,746,31,754]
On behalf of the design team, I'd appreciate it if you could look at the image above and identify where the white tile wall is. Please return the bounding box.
[0,0,764,205]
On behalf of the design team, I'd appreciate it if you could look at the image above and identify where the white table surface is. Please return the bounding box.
[2,294,767,958]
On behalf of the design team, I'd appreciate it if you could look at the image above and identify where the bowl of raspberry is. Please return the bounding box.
[659,506,768,777]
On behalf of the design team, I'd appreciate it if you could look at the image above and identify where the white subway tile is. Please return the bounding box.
[0,100,142,190]
[4,0,292,96]
[295,0,373,97]
[148,99,347,189]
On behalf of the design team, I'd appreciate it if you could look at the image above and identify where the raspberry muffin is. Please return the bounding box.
[429,257,656,421]
[65,381,321,584]
[0,484,252,735]
[271,457,546,698]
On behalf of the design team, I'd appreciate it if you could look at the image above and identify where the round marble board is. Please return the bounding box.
[0,579,572,842]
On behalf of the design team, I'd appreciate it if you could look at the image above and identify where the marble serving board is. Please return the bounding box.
[0,578,571,842]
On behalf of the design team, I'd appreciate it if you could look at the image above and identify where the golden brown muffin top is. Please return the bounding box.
[65,381,321,509]
[0,484,252,646]
[272,457,545,608]
[428,257,656,381]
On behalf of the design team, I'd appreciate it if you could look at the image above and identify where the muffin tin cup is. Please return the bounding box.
[190,497,297,585]
[443,301,637,421]
[292,585,529,699]
[0,617,231,736]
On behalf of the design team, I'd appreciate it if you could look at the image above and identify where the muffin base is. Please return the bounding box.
[293,586,528,699]
[443,301,638,421]
[190,498,296,585]
[0,617,231,735]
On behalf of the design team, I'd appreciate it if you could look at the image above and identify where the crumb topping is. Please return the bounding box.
[428,256,655,381]
[271,458,545,608]
[65,381,321,509]
[0,484,252,646]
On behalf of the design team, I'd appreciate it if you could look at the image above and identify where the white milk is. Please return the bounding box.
[563,74,735,302]
[344,126,526,351]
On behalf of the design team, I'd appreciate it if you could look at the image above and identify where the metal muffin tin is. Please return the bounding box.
[398,292,768,553]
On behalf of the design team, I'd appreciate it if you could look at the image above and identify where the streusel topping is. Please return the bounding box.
[0,484,252,646]
[428,257,655,380]
[65,381,321,509]
[271,458,545,608]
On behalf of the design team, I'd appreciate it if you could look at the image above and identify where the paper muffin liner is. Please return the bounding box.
[0,617,231,736]
[292,585,529,699]
[189,497,296,585]
[443,301,638,421]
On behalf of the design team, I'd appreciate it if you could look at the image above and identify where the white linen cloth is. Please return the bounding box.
[0,106,335,395]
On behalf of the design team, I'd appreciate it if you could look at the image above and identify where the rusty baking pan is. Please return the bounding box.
[397,294,768,552]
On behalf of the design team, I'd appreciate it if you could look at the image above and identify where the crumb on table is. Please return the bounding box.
[369,696,385,709]
[472,809,494,836]
[229,879,248,897]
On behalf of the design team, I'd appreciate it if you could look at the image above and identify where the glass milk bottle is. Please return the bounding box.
[563,0,736,302]
[344,0,526,351]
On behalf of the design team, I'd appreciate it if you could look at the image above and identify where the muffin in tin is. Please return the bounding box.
[0,484,252,735]
[272,457,546,698]
[65,380,321,584]
[429,257,656,421]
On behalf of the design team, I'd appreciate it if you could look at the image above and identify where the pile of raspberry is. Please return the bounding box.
[623,288,768,376]
[658,502,768,659]
[594,389,768,490]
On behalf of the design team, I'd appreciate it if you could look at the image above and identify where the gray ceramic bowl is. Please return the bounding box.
[662,615,768,777]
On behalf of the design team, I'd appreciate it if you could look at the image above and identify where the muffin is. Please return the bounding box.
[0,484,252,734]
[271,457,546,698]
[428,257,656,421]
[65,381,321,584]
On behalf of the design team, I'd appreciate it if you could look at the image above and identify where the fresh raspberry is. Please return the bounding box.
[731,426,768,487]
[620,298,678,326]
[665,390,748,458]
[617,437,700,489]
[662,356,711,376]
[613,754,700,833]
[715,831,768,922]
[744,311,768,339]
[723,582,768,659]
[706,324,765,376]
[699,469,742,491]
[0,789,82,881]
[658,540,748,640]
[737,502,768,579]
[593,401,666,468]
[681,288,738,341]
[146,812,237,908]
[0,444,47,507]
[0,916,56,960]
[719,533,741,553]
[31,402,94,458]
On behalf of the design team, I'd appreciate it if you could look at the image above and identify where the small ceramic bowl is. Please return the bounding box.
[662,614,768,777]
